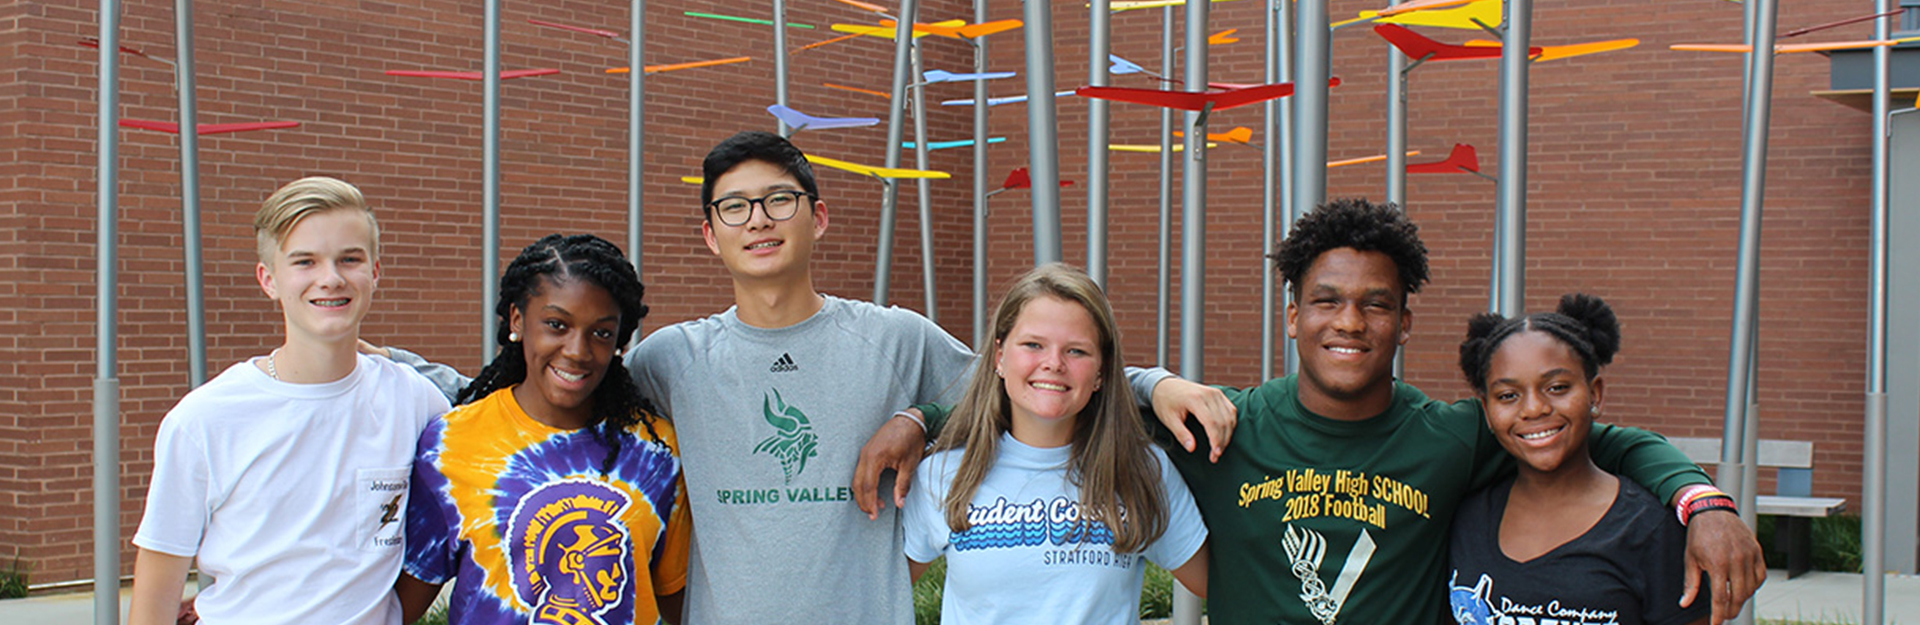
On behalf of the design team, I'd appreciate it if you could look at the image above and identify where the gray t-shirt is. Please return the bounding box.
[628,295,974,625]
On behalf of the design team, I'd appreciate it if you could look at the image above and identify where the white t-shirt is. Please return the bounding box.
[903,433,1207,625]
[134,354,450,625]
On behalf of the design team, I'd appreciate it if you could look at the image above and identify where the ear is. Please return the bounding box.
[1284,300,1299,339]
[1398,305,1414,345]
[371,259,382,285]
[257,262,277,299]
[1588,376,1606,416]
[508,303,526,340]
[809,198,830,241]
[702,218,721,257]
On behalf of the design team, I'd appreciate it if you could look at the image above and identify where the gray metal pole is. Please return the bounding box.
[1156,6,1174,367]
[1291,0,1329,224]
[1087,0,1112,286]
[1716,0,1777,554]
[629,0,645,301]
[774,0,790,136]
[972,0,990,348]
[482,0,501,360]
[874,0,918,304]
[1865,0,1892,621]
[1276,0,1297,375]
[1492,0,1529,317]
[95,1,122,622]
[1262,0,1279,381]
[1024,0,1062,264]
[1384,0,1408,380]
[909,43,938,321]
[1173,0,1209,620]
[176,0,206,388]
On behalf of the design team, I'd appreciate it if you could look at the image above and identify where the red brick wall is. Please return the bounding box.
[0,0,1885,582]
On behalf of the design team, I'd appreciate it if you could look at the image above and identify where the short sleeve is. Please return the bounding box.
[627,327,684,421]
[401,421,459,584]
[1143,447,1207,570]
[911,313,975,408]
[651,475,692,595]
[132,414,212,557]
[901,454,952,564]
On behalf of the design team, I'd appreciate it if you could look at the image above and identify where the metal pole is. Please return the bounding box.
[1716,0,1778,579]
[482,0,501,360]
[1087,0,1112,286]
[1383,0,1407,377]
[1291,0,1329,225]
[1492,0,1529,317]
[1865,0,1892,621]
[1276,0,1297,374]
[1024,0,1063,264]
[1261,0,1278,380]
[1173,0,1208,620]
[874,0,919,304]
[629,0,645,301]
[773,0,789,136]
[176,0,206,388]
[1156,6,1173,366]
[909,43,938,320]
[972,0,990,348]
[94,1,122,622]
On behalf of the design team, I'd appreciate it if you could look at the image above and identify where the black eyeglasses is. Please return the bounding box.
[706,190,816,227]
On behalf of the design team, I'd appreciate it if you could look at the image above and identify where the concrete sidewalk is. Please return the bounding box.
[7,570,1920,623]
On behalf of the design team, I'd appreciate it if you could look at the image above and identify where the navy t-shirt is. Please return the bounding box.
[1448,476,1708,625]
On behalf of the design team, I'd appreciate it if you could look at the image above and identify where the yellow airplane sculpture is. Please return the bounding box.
[606,56,751,74]
[681,155,950,184]
[1467,38,1639,62]
[1336,0,1500,30]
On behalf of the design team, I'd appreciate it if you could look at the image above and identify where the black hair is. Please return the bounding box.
[1270,197,1429,301]
[700,131,821,217]
[1458,293,1622,393]
[456,234,664,473]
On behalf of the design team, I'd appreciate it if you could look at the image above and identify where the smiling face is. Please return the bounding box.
[1480,330,1604,475]
[996,295,1104,448]
[509,276,622,430]
[256,209,380,347]
[702,159,828,284]
[1286,247,1412,420]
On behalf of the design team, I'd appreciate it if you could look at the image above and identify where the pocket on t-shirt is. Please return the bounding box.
[356,465,411,551]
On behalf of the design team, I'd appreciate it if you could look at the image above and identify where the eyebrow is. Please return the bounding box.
[717,182,802,198]
[541,303,619,324]
[1489,368,1581,387]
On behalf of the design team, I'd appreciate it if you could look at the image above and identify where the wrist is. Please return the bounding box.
[891,410,926,433]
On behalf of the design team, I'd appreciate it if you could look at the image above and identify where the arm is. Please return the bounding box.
[130,549,193,625]
[657,591,685,625]
[395,574,443,625]
[854,314,975,518]
[1128,366,1240,462]
[1170,541,1210,598]
[362,341,470,404]
[1587,424,1763,625]
[909,559,933,583]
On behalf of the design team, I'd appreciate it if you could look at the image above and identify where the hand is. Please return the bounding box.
[356,339,391,359]
[1150,377,1237,462]
[176,596,198,625]
[1679,509,1766,624]
[853,412,928,520]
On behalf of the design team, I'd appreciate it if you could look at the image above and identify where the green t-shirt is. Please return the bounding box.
[1149,374,1707,625]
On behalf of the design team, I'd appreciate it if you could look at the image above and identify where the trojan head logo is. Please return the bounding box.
[508,479,633,625]
[753,388,819,483]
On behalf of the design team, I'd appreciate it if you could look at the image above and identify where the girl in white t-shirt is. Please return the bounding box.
[903,263,1208,625]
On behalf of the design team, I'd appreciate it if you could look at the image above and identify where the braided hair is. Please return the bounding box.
[457,234,664,473]
[1270,198,1429,302]
[1458,293,1622,394]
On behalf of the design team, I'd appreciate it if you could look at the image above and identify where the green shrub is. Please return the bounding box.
[913,557,946,625]
[1756,514,1863,573]
[1140,561,1174,619]
[411,603,449,625]
[0,563,26,599]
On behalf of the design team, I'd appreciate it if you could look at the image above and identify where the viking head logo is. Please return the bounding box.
[753,388,819,483]
[508,480,633,625]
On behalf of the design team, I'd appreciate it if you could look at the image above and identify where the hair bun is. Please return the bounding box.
[1464,312,1505,341]
[1556,293,1620,366]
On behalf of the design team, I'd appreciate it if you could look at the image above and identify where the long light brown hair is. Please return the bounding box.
[933,263,1168,553]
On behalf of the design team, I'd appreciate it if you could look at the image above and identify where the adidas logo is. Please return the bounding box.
[770,353,799,373]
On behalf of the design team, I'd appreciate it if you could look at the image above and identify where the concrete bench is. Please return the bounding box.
[1672,437,1846,578]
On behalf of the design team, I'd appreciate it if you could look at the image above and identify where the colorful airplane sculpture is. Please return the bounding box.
[825,83,892,99]
[1465,38,1638,62]
[1336,0,1500,30]
[1106,0,1243,13]
[985,167,1074,197]
[904,137,1008,150]
[386,69,561,80]
[901,19,1024,39]
[78,38,176,68]
[1173,126,1256,146]
[1110,143,1219,153]
[119,120,301,135]
[1328,150,1423,168]
[1670,39,1908,55]
[680,154,949,185]
[606,57,753,74]
[922,69,1017,84]
[942,91,1077,107]
[1407,143,1494,180]
[1209,29,1239,46]
[767,104,879,134]
[830,19,967,40]
[683,11,814,29]
[1077,80,1339,113]
[1375,24,1538,64]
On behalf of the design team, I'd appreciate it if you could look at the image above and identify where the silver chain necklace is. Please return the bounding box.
[266,349,281,380]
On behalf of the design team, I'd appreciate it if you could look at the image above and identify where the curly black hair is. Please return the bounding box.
[1269,198,1429,302]
[700,131,820,217]
[457,234,664,473]
[1458,293,1622,393]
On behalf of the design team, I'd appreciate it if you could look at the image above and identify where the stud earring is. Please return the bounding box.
[508,332,520,342]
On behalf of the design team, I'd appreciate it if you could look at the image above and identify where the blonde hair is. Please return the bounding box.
[253,176,379,263]
[933,263,1168,553]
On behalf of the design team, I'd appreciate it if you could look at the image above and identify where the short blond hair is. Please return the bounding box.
[254,176,379,263]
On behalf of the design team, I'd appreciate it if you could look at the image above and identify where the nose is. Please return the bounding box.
[743,199,777,229]
[1330,302,1366,334]
[316,260,346,287]
[1519,390,1552,420]
[1039,347,1066,371]
[561,330,591,362]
